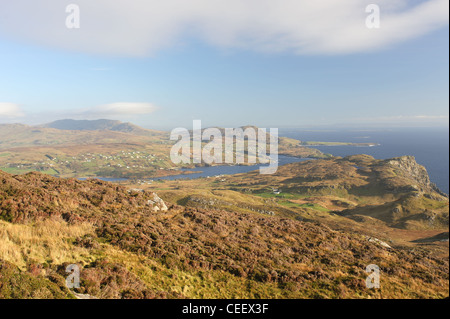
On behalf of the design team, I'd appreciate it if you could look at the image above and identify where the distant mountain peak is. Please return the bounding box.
[42,119,126,131]
[40,119,162,136]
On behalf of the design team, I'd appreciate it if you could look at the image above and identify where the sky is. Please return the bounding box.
[0,0,448,130]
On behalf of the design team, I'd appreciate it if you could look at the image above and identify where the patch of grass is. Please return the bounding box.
[255,192,305,200]
[0,260,74,299]
[276,200,330,212]
[0,218,95,270]
[298,203,330,212]
[100,245,290,299]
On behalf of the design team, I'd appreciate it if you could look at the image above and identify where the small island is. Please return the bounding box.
[300,141,380,147]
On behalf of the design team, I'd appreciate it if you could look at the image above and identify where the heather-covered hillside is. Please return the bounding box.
[0,168,448,299]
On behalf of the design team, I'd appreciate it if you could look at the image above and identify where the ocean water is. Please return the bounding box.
[78,156,312,183]
[279,127,449,194]
[155,156,312,181]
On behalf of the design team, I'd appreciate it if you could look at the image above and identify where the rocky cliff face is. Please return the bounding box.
[384,156,447,197]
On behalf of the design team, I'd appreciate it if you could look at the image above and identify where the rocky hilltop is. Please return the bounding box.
[384,156,447,196]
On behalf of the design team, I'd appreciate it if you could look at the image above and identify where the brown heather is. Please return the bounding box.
[0,163,448,299]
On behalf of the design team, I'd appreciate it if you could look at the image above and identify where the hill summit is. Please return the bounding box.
[41,119,163,137]
[43,119,136,132]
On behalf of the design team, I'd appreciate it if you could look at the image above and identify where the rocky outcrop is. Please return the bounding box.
[365,236,392,249]
[384,156,447,196]
[74,293,98,299]
[148,193,168,212]
[184,196,233,207]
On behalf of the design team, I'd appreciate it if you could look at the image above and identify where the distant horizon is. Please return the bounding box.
[1,117,449,132]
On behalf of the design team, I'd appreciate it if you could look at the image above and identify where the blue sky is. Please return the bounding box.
[0,0,448,130]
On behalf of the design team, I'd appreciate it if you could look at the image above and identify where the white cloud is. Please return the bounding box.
[0,103,24,118]
[76,102,158,119]
[413,115,449,119]
[0,0,447,56]
[349,114,449,124]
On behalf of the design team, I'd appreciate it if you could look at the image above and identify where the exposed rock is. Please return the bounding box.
[185,196,232,207]
[74,293,98,299]
[365,236,392,249]
[385,156,447,197]
[145,193,168,212]
[259,210,275,216]
[152,193,168,211]
[128,188,144,193]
